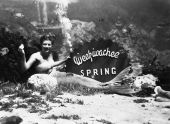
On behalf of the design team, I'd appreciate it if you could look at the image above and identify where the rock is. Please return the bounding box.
[0,116,22,124]
[133,74,157,90]
[154,86,170,102]
[0,47,9,56]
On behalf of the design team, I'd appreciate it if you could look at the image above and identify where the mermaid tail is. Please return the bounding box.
[100,63,143,86]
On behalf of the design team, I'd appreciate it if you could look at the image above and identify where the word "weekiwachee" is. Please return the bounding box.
[73,48,120,65]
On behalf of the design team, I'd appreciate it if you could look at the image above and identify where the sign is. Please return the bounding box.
[66,38,130,82]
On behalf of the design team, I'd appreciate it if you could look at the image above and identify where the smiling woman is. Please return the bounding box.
[18,34,67,74]
[41,40,52,53]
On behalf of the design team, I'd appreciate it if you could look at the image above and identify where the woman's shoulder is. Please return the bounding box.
[31,52,41,57]
[28,52,42,61]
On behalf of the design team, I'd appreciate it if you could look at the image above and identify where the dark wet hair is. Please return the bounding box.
[40,34,54,45]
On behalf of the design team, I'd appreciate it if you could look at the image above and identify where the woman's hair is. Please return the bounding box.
[40,34,54,45]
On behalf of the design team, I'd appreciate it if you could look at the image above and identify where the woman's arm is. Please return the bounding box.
[51,58,68,68]
[19,44,37,72]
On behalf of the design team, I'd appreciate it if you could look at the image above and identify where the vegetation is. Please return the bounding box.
[44,114,81,120]
[96,119,114,124]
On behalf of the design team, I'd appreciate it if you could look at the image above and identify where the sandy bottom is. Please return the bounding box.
[0,93,170,124]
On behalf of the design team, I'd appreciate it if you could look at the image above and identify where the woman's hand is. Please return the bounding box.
[18,44,25,55]
[65,56,71,60]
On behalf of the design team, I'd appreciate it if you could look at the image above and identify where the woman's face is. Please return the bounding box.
[41,40,52,54]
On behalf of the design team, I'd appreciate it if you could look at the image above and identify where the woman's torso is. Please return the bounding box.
[32,51,58,74]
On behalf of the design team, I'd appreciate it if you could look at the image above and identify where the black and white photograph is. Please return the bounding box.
[0,0,170,124]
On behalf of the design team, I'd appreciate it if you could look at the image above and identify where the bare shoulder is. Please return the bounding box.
[26,52,41,64]
[31,52,40,56]
[30,52,41,59]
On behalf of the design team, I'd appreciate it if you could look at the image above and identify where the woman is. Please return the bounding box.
[19,35,67,74]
